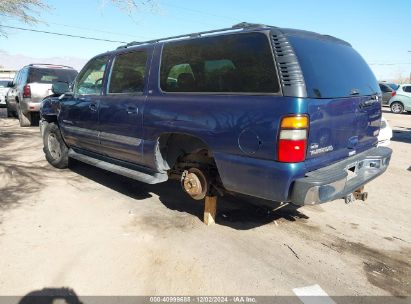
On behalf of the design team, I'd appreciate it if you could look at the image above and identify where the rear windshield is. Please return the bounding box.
[287,35,379,98]
[29,68,78,84]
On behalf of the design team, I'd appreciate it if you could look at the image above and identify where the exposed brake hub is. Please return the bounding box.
[181,168,209,200]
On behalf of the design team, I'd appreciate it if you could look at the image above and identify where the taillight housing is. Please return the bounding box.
[23,84,31,98]
[278,115,309,163]
[391,91,396,97]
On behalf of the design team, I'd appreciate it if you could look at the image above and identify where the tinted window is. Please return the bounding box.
[288,35,379,98]
[76,56,108,95]
[160,33,279,93]
[108,51,147,94]
[379,84,391,93]
[29,68,77,84]
[403,86,411,93]
[0,80,9,87]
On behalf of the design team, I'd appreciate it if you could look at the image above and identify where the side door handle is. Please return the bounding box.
[89,103,97,112]
[126,106,138,115]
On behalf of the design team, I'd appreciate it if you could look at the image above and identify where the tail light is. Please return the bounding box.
[23,84,31,98]
[278,115,309,163]
[391,91,396,97]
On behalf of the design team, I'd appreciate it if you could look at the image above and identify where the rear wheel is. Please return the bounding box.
[43,122,69,169]
[17,103,32,127]
[390,102,404,114]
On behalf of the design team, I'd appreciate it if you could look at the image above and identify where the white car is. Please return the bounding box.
[0,79,11,108]
[378,116,393,146]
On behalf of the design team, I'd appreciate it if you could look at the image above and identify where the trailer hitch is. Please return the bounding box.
[345,186,368,204]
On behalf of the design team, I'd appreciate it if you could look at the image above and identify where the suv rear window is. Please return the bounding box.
[287,35,379,98]
[160,32,280,93]
[29,68,78,84]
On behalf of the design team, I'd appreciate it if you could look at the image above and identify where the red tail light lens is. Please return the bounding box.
[23,84,31,98]
[278,115,309,163]
[391,91,396,97]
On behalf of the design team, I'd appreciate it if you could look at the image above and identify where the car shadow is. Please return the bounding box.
[392,127,411,144]
[18,287,83,304]
[68,159,308,230]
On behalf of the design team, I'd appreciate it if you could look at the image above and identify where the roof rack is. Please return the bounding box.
[28,63,74,69]
[117,22,273,49]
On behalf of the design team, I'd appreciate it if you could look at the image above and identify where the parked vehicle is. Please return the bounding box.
[379,82,396,105]
[388,84,411,114]
[7,64,77,127]
[0,79,11,108]
[377,116,393,147]
[40,23,392,206]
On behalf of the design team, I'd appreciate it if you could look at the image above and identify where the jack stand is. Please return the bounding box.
[204,196,217,225]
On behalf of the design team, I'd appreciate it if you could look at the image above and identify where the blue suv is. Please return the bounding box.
[40,23,392,206]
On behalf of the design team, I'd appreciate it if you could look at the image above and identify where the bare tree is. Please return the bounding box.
[0,0,156,28]
[0,0,49,24]
[105,0,157,14]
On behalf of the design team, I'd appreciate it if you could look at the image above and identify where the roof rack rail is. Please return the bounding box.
[117,22,274,49]
[28,63,74,69]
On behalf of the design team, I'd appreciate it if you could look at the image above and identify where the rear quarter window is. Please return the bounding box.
[160,32,280,94]
[403,86,411,93]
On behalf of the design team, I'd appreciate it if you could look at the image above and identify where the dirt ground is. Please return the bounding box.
[0,108,410,298]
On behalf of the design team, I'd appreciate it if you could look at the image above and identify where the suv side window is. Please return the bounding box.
[20,68,28,84]
[160,32,280,93]
[16,70,23,85]
[75,56,108,95]
[108,51,147,94]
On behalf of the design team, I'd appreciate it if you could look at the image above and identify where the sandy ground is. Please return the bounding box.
[0,108,410,299]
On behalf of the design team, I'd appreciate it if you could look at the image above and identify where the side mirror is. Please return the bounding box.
[52,82,69,95]
[7,81,14,88]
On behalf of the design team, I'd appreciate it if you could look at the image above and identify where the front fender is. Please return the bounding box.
[40,95,61,121]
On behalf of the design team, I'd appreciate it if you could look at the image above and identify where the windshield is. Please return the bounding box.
[0,80,9,87]
[287,35,379,98]
[29,68,78,84]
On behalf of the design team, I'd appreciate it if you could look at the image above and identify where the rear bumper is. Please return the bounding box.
[291,146,392,205]
[21,98,41,113]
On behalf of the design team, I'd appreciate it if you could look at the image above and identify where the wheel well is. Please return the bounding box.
[43,114,58,123]
[391,101,404,106]
[156,133,213,171]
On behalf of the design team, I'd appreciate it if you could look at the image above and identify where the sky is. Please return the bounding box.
[0,0,411,81]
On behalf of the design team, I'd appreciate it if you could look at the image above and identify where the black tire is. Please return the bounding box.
[390,102,404,114]
[43,122,69,169]
[17,103,32,127]
[6,105,13,118]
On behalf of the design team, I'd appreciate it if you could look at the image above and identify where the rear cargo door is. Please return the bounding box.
[286,34,381,169]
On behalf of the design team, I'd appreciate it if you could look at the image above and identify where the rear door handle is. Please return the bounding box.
[126,106,138,115]
[89,103,97,112]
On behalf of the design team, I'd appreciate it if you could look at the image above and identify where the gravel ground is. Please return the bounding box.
[0,108,410,299]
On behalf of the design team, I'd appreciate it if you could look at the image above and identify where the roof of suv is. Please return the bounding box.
[116,22,351,51]
[24,64,75,70]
